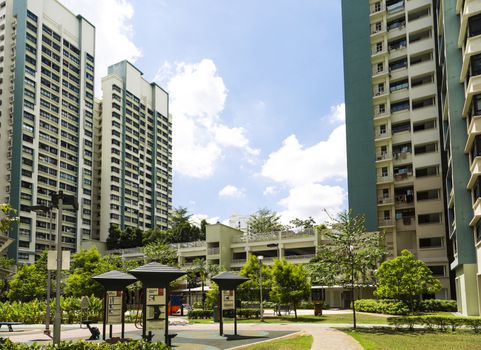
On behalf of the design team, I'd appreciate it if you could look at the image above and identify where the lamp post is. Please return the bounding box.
[349,244,357,330]
[258,255,264,321]
[51,191,78,346]
[27,204,53,337]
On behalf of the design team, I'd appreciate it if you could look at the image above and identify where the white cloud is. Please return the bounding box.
[279,184,345,223]
[190,214,220,226]
[219,185,245,199]
[261,124,347,187]
[263,186,278,196]
[155,59,259,177]
[60,0,142,97]
[325,103,345,124]
[262,103,348,222]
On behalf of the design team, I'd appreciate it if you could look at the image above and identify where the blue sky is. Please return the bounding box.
[62,0,347,224]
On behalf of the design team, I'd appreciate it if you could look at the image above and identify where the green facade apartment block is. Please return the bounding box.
[342,0,378,231]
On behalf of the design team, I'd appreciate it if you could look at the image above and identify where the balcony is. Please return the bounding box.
[387,0,404,15]
[377,196,394,206]
[207,247,220,255]
[470,197,481,227]
[396,216,416,231]
[461,35,481,81]
[465,116,481,153]
[467,157,481,189]
[372,44,388,57]
[284,254,315,262]
[458,1,481,48]
[378,219,394,228]
[377,175,393,184]
[462,75,481,117]
[370,2,385,17]
[376,152,392,162]
[374,130,391,140]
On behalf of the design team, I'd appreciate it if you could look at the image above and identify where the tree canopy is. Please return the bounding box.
[270,258,310,319]
[375,249,442,313]
[238,254,272,301]
[247,208,284,235]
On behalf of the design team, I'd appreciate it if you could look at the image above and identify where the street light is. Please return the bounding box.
[257,255,264,321]
[27,204,53,337]
[349,244,357,330]
[50,191,78,345]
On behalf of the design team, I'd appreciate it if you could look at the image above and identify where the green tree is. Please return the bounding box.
[106,224,122,250]
[143,227,168,245]
[238,254,272,302]
[247,208,284,235]
[0,256,14,300]
[309,210,387,328]
[7,264,46,301]
[270,258,310,319]
[65,247,103,297]
[143,241,178,266]
[0,203,17,234]
[289,217,317,231]
[375,249,442,313]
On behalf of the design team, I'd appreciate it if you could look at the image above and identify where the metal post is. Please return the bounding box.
[234,288,238,335]
[53,193,63,345]
[142,288,147,340]
[259,260,263,322]
[165,286,170,346]
[45,208,53,336]
[219,288,223,336]
[121,289,125,339]
[350,246,357,330]
[102,291,107,340]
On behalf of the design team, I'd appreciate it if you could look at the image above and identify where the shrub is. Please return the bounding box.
[388,315,481,333]
[418,299,457,312]
[0,339,168,350]
[355,299,409,315]
[188,309,213,319]
[237,308,260,319]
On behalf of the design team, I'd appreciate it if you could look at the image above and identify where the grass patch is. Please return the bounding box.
[345,328,481,350]
[188,313,388,325]
[236,334,313,350]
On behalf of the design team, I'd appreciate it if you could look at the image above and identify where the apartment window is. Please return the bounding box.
[414,142,437,155]
[413,119,436,132]
[412,97,435,110]
[377,83,385,95]
[411,74,434,87]
[418,213,441,224]
[390,79,408,92]
[428,265,445,276]
[392,121,410,133]
[408,6,430,22]
[376,42,383,53]
[410,51,432,65]
[389,37,407,51]
[389,57,407,71]
[416,165,438,178]
[391,100,409,112]
[409,29,431,43]
[381,167,388,177]
[374,2,381,12]
[417,189,439,201]
[383,210,390,220]
[470,54,481,77]
[468,14,481,38]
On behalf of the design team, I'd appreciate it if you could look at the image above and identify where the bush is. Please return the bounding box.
[0,339,168,350]
[0,297,103,324]
[418,299,457,312]
[354,299,409,315]
[387,315,481,332]
[355,299,456,315]
[238,308,260,319]
[188,309,213,319]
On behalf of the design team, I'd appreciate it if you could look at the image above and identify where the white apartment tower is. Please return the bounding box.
[0,0,95,262]
[343,0,451,298]
[94,61,172,242]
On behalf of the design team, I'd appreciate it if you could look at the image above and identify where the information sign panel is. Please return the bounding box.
[106,290,123,324]
[146,288,166,331]
[222,290,235,310]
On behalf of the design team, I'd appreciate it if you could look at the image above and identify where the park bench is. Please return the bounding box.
[0,322,23,332]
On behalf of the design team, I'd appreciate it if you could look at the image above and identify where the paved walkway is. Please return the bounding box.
[2,322,363,350]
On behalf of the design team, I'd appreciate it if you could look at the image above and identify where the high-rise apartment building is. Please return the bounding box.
[93,61,172,242]
[342,0,451,299]
[0,0,95,263]
[435,0,481,315]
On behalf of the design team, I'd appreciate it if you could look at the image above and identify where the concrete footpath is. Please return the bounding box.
[2,322,363,350]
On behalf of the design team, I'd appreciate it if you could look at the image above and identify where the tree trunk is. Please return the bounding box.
[294,306,297,319]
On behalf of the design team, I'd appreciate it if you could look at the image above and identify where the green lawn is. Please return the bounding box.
[188,312,388,325]
[345,329,481,350]
[235,334,313,350]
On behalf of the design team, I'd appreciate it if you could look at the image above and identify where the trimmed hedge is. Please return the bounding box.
[188,309,213,319]
[0,339,169,349]
[237,308,260,319]
[354,299,457,315]
[387,315,481,332]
